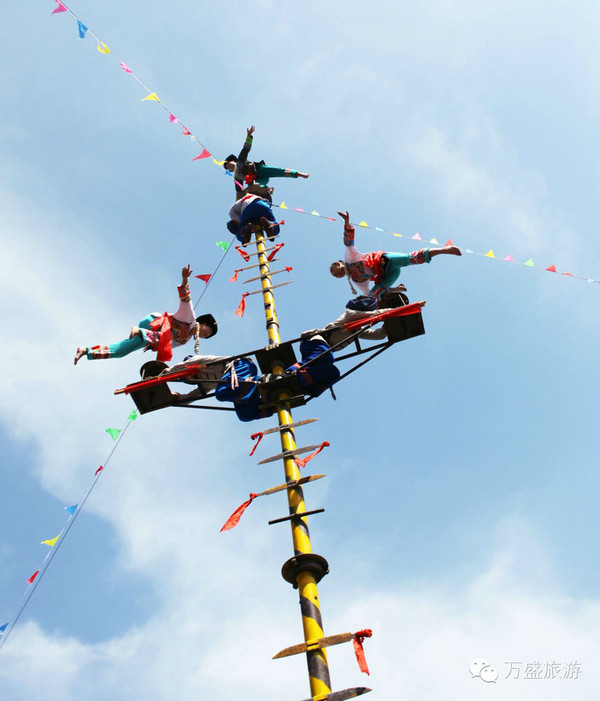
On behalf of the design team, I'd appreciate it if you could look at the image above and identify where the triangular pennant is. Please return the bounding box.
[562,272,573,277]
[445,239,454,246]
[216,241,231,252]
[486,250,495,258]
[359,221,368,228]
[311,210,320,216]
[392,233,402,238]
[181,126,191,136]
[51,1,67,14]
[120,62,132,73]
[280,202,288,209]
[212,158,225,166]
[0,623,8,633]
[412,233,422,241]
[326,216,336,221]
[27,571,40,585]
[168,114,178,124]
[96,42,110,54]
[220,493,258,532]
[195,274,211,283]
[524,258,534,267]
[295,207,305,213]
[375,227,384,232]
[235,292,249,317]
[192,149,211,161]
[545,264,557,272]
[128,409,138,421]
[64,504,77,515]
[105,428,121,440]
[429,238,440,244]
[41,535,60,547]
[77,21,88,39]
[95,465,104,476]
[504,254,514,262]
[141,92,159,102]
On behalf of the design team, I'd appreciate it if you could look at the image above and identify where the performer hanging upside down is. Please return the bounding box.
[330,210,461,303]
[227,193,281,244]
[224,126,309,200]
[74,266,218,365]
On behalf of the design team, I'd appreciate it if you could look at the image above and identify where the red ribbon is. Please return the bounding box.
[229,269,241,282]
[249,431,264,456]
[235,246,250,262]
[267,242,284,261]
[235,292,249,317]
[220,493,258,532]
[293,441,330,468]
[149,312,173,362]
[352,629,373,675]
[95,465,104,476]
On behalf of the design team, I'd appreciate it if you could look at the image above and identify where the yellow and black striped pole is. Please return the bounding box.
[254,227,332,699]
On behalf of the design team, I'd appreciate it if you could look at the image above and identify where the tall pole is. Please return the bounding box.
[254,227,332,699]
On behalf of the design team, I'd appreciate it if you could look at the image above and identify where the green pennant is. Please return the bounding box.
[105,428,121,441]
[128,410,138,421]
[524,258,534,267]
[216,241,231,252]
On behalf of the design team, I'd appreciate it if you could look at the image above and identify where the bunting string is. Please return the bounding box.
[0,409,138,652]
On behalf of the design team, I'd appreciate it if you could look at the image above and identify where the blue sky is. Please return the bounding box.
[1,1,600,699]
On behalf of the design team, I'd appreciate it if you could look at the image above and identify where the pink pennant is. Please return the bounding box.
[192,149,211,161]
[412,232,422,241]
[504,254,514,262]
[195,274,211,283]
[120,62,132,74]
[51,1,67,14]
[169,114,178,124]
[295,207,305,213]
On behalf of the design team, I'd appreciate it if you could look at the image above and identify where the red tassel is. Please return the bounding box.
[27,570,40,585]
[220,493,258,532]
[294,441,330,468]
[95,465,104,476]
[235,292,249,317]
[249,432,264,456]
[267,243,285,261]
[352,629,373,675]
[235,246,251,262]
[229,269,241,282]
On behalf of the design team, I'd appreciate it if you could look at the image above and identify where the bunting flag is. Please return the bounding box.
[0,623,7,633]
[445,239,454,246]
[249,431,264,456]
[220,493,258,532]
[120,62,132,73]
[105,428,120,440]
[76,20,87,39]
[294,441,330,468]
[141,92,159,102]
[127,409,138,421]
[311,210,320,216]
[280,202,288,209]
[64,504,77,515]
[51,1,67,14]
[546,264,557,272]
[235,245,250,262]
[505,254,514,262]
[235,292,249,317]
[524,258,534,267]
[181,126,191,136]
[192,149,211,161]
[295,207,305,213]
[267,242,284,262]
[95,465,104,476]
[412,233,422,240]
[41,535,60,547]
[96,42,110,54]
[168,113,178,123]
[195,274,211,283]
[359,221,368,228]
[486,250,495,258]
[229,269,241,282]
[285,266,293,273]
[216,241,231,252]
[27,571,39,585]
[352,630,373,675]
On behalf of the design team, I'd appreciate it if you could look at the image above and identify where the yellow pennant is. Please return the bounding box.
[359,221,368,228]
[486,249,495,258]
[97,43,110,54]
[280,202,288,209]
[212,158,225,166]
[141,92,160,102]
[41,535,60,547]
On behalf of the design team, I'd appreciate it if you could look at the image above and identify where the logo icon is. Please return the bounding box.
[470,658,499,683]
